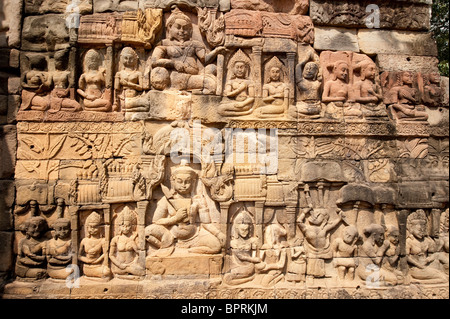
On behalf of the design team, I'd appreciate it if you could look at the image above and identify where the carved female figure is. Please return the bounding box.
[150,7,224,94]
[109,207,145,278]
[389,71,428,122]
[332,225,359,281]
[290,59,322,118]
[352,60,386,118]
[77,49,112,112]
[48,49,82,113]
[422,72,442,107]
[218,50,256,116]
[146,161,223,255]
[357,224,401,286]
[322,60,361,118]
[383,225,404,282]
[286,238,306,284]
[223,210,265,285]
[114,47,149,112]
[436,208,449,275]
[78,211,111,279]
[259,223,287,287]
[406,210,447,283]
[21,55,52,112]
[15,216,48,279]
[46,218,73,280]
[255,57,290,118]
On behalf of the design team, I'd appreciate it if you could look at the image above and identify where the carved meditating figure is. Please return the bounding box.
[218,50,256,116]
[388,71,428,122]
[145,161,223,256]
[109,206,145,279]
[78,211,111,279]
[297,206,345,279]
[114,47,149,112]
[48,49,82,113]
[223,210,265,285]
[406,210,447,283]
[21,55,52,112]
[352,60,386,118]
[357,224,401,286]
[15,216,48,280]
[77,49,112,112]
[422,72,442,108]
[322,60,361,118]
[150,7,224,94]
[259,223,287,287]
[46,218,73,280]
[255,57,290,118]
[332,225,359,282]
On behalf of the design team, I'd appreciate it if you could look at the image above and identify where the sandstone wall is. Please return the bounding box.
[0,0,448,299]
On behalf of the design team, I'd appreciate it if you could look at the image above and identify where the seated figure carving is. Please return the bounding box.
[145,161,223,256]
[21,55,52,112]
[77,49,112,112]
[109,206,145,279]
[150,7,224,94]
[406,210,447,284]
[255,57,290,118]
[386,71,428,122]
[48,50,82,113]
[15,216,48,280]
[218,49,256,116]
[322,60,362,118]
[352,59,386,118]
[114,47,149,112]
[332,225,359,282]
[223,210,265,285]
[46,218,73,280]
[289,57,323,118]
[78,211,111,279]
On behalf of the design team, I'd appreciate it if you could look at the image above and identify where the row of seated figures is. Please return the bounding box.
[18,7,445,123]
[14,177,449,287]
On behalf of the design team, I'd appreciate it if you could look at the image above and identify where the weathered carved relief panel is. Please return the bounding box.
[0,0,448,300]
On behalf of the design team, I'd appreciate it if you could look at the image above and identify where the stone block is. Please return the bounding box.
[1,125,17,179]
[314,27,359,52]
[21,14,70,52]
[0,231,13,272]
[376,54,440,73]
[358,30,438,56]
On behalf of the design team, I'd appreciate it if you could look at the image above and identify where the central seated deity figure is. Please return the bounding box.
[150,7,224,94]
[145,160,223,256]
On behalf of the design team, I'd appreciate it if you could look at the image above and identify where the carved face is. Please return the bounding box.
[402,72,413,85]
[373,229,385,246]
[334,63,348,81]
[233,61,248,79]
[387,229,399,245]
[429,72,441,84]
[86,222,100,237]
[121,52,137,69]
[54,223,70,240]
[269,67,281,82]
[308,208,326,226]
[86,54,100,71]
[303,62,318,80]
[172,172,194,195]
[363,65,377,80]
[343,227,358,245]
[410,220,426,239]
[169,18,192,42]
[237,223,250,239]
[26,218,47,239]
[120,220,133,236]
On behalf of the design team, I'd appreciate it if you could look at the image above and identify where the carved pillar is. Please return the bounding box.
[137,201,149,266]
[103,205,112,268]
[285,206,297,242]
[255,201,264,247]
[219,201,231,244]
[216,53,225,96]
[69,205,80,266]
[286,52,296,102]
[251,46,263,98]
[397,209,409,273]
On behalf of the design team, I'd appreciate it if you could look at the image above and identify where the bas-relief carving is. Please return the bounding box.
[6,0,449,299]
